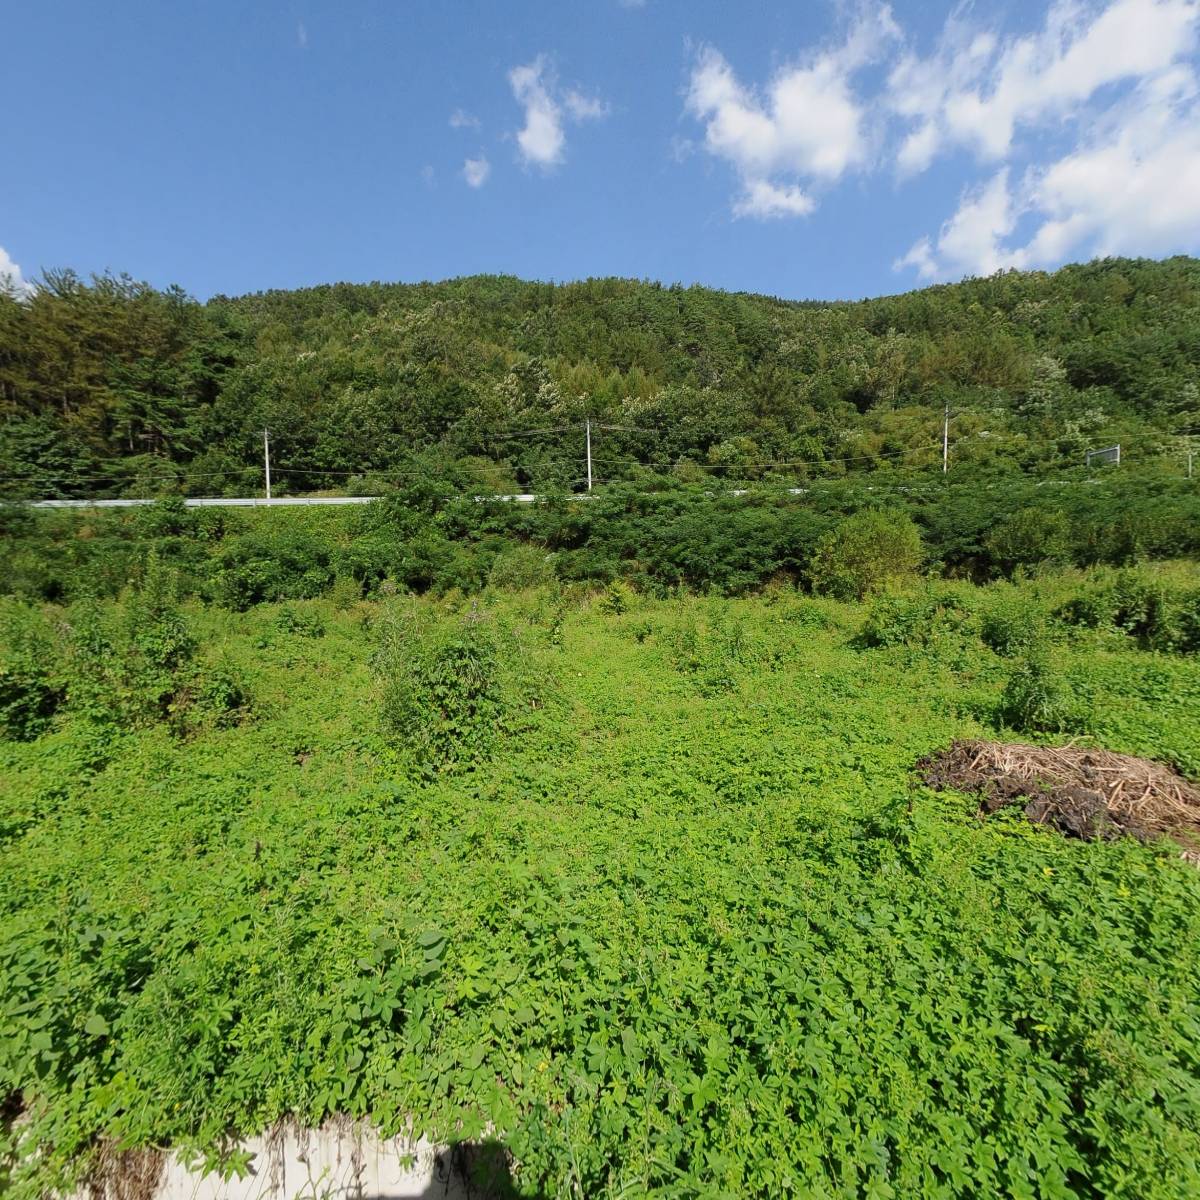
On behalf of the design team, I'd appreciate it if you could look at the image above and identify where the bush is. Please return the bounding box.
[1174,588,1200,654]
[207,527,335,609]
[996,653,1086,733]
[1056,585,1114,631]
[859,593,937,648]
[598,581,634,615]
[779,597,838,631]
[1111,568,1173,648]
[665,607,765,694]
[978,594,1048,656]
[985,508,1072,576]
[487,544,555,591]
[375,607,506,773]
[180,658,252,732]
[858,587,975,649]
[273,605,326,639]
[0,604,63,740]
[65,559,195,729]
[808,510,923,601]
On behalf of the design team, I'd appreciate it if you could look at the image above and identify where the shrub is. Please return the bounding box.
[985,508,1072,576]
[996,653,1085,733]
[0,604,63,740]
[808,510,923,601]
[778,598,837,631]
[329,575,365,610]
[487,545,555,591]
[1111,568,1173,648]
[65,559,195,729]
[207,528,335,609]
[978,594,1048,656]
[1056,585,1115,631]
[665,608,765,694]
[1173,588,1200,654]
[859,593,939,648]
[858,587,975,649]
[598,581,634,615]
[375,607,505,773]
[273,605,326,639]
[181,658,252,732]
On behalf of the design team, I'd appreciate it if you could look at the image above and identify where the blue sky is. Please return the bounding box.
[3,0,1199,302]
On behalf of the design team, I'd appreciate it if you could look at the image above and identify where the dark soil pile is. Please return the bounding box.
[919,739,1200,862]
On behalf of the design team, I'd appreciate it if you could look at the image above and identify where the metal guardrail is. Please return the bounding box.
[24,495,545,508]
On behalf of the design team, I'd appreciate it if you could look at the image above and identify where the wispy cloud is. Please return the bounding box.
[0,245,31,297]
[888,0,1198,172]
[892,0,1200,279]
[449,108,481,130]
[680,0,1200,271]
[463,155,491,188]
[296,21,308,49]
[563,89,609,121]
[684,6,900,219]
[508,56,608,169]
[733,179,815,219]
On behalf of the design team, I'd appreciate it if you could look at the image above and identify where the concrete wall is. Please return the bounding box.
[80,1122,511,1200]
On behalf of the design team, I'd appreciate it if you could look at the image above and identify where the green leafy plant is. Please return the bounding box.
[996,652,1087,733]
[0,604,63,740]
[375,606,506,772]
[597,580,634,616]
[808,510,924,601]
[273,605,326,639]
[978,594,1049,656]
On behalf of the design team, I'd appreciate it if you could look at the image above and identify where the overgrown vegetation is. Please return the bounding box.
[6,471,1200,610]
[3,257,1200,498]
[2,561,1199,1197]
[4,254,1200,1193]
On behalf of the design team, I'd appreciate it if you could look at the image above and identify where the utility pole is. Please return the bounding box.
[942,402,949,474]
[263,429,272,501]
[585,418,593,492]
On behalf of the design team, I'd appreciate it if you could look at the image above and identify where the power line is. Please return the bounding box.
[590,443,944,471]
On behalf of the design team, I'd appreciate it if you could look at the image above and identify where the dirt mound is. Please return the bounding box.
[919,739,1200,862]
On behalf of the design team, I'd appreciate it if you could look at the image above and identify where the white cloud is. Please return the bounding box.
[896,29,1200,280]
[684,7,899,219]
[508,56,607,170]
[733,179,815,219]
[449,108,480,130]
[893,236,938,279]
[888,0,1200,170]
[0,246,30,297]
[676,0,1200,270]
[900,169,1028,279]
[563,89,609,121]
[296,21,308,49]
[1021,69,1200,260]
[463,154,491,188]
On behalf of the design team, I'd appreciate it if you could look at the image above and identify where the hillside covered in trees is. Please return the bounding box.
[1,256,1198,498]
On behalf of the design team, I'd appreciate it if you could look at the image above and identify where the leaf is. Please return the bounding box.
[620,1026,639,1062]
[84,1013,110,1037]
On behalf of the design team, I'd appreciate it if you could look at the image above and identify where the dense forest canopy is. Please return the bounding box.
[1,257,1198,498]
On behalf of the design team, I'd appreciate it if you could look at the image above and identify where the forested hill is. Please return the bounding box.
[1,257,1198,498]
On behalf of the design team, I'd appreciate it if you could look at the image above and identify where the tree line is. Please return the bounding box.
[1,257,1198,498]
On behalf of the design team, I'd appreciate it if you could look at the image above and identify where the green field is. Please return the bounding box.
[3,569,1200,1198]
